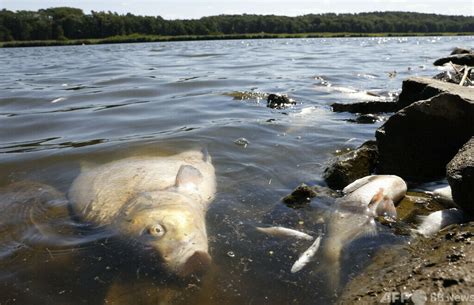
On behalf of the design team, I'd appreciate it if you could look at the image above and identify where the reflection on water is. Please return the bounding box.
[0,36,471,304]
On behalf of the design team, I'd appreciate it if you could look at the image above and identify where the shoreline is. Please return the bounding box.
[1,32,473,48]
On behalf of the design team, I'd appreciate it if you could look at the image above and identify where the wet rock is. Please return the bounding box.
[447,137,474,216]
[396,191,446,223]
[346,114,383,124]
[282,184,318,207]
[323,140,378,190]
[376,92,474,181]
[331,101,399,114]
[433,53,474,66]
[451,47,473,55]
[266,94,296,109]
[338,222,474,305]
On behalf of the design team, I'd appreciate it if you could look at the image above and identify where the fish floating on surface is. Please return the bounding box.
[68,149,216,277]
[283,176,406,288]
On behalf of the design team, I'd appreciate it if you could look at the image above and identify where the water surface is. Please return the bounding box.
[0,36,470,305]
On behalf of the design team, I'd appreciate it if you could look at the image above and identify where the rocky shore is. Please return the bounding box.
[326,47,473,208]
[285,47,474,302]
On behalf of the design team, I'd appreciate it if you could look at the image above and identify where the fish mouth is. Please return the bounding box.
[176,250,212,277]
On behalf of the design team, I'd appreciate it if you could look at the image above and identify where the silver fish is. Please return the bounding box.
[256,226,314,241]
[291,235,322,273]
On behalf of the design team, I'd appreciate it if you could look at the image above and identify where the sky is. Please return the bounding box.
[2,0,473,19]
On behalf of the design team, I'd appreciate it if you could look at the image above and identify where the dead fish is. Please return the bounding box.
[322,175,407,288]
[432,185,457,208]
[68,149,216,277]
[291,235,322,273]
[415,208,468,237]
[256,226,313,241]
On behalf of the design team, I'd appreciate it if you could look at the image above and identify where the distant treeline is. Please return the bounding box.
[1,7,473,41]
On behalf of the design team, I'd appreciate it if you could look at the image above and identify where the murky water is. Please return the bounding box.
[0,36,471,305]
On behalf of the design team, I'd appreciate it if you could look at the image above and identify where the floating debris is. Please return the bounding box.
[267,94,296,109]
[227,251,236,258]
[224,91,267,101]
[234,137,250,148]
[50,97,66,104]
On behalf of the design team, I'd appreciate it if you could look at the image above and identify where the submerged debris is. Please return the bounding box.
[282,183,318,207]
[267,94,296,109]
[233,137,250,147]
[224,91,267,101]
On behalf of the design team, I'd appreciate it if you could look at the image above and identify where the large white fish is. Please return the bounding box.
[68,149,216,276]
[321,175,407,288]
[415,208,468,237]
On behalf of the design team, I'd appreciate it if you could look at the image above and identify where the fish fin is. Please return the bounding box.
[201,147,211,163]
[356,217,378,237]
[376,196,397,219]
[175,165,203,187]
[368,188,385,210]
[79,161,96,172]
[342,176,378,194]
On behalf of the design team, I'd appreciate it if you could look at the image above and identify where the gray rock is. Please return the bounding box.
[376,92,474,181]
[331,101,399,114]
[347,114,383,124]
[451,47,473,55]
[433,53,474,66]
[323,140,378,190]
[267,94,296,109]
[397,76,474,109]
[282,183,318,207]
[447,137,474,216]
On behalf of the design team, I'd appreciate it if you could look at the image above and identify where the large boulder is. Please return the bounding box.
[451,47,473,55]
[447,137,474,215]
[397,76,474,109]
[323,140,378,189]
[433,53,474,66]
[376,91,474,181]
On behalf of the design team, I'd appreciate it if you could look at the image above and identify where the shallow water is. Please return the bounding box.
[0,36,470,305]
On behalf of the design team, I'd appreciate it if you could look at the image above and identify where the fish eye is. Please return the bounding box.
[146,224,166,238]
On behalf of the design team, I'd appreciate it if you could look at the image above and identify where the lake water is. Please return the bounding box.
[0,36,471,305]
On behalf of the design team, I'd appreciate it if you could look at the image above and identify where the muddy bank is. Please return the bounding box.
[338,222,474,304]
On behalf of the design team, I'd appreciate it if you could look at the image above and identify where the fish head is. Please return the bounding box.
[119,191,211,277]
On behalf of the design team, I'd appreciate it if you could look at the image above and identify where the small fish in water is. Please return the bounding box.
[69,149,216,277]
[321,175,407,288]
[256,226,314,241]
[415,208,468,237]
[291,235,322,273]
